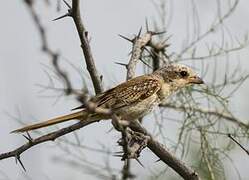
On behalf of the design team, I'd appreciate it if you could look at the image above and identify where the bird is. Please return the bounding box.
[11,63,203,133]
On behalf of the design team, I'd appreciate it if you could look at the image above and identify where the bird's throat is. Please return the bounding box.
[158,83,173,101]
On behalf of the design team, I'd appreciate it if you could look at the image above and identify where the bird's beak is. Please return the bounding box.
[189,76,204,84]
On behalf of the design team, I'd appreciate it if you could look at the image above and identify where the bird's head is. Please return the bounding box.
[155,63,204,90]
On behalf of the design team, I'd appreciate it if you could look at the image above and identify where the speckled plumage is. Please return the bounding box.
[12,64,204,133]
[90,75,162,120]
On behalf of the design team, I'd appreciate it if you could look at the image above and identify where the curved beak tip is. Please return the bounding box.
[190,76,204,84]
[198,79,204,84]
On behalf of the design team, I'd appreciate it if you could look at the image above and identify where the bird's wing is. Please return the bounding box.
[95,75,162,109]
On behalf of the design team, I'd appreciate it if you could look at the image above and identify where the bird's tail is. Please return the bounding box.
[11,111,88,133]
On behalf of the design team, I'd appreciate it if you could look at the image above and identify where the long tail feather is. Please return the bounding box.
[11,111,87,133]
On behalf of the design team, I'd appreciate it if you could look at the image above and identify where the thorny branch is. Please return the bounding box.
[130,121,200,180]
[126,30,153,80]
[0,114,200,180]
[0,118,98,161]
[123,28,165,80]
[70,0,103,94]
[54,0,103,94]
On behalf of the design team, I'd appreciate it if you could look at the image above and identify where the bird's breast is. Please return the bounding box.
[115,94,159,121]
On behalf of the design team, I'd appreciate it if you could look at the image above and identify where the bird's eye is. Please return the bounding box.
[180,70,188,77]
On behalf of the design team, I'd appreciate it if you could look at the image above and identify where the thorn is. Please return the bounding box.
[85,31,89,38]
[162,51,170,59]
[53,13,71,21]
[117,139,125,146]
[63,0,71,8]
[27,131,32,139]
[137,27,143,38]
[113,154,123,157]
[154,158,161,163]
[145,19,149,32]
[118,34,133,43]
[71,104,85,110]
[113,151,124,154]
[139,58,153,69]
[159,40,171,50]
[100,75,103,82]
[163,43,170,49]
[150,31,166,36]
[115,62,128,69]
[144,47,156,57]
[165,34,172,41]
[22,132,32,143]
[53,0,72,21]
[15,155,26,172]
[135,158,144,167]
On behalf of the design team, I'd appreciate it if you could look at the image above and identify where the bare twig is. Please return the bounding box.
[71,0,103,94]
[179,42,247,61]
[160,103,249,129]
[228,134,249,156]
[178,0,239,58]
[54,0,103,94]
[200,130,216,180]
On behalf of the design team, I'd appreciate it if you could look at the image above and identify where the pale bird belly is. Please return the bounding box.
[116,94,159,121]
